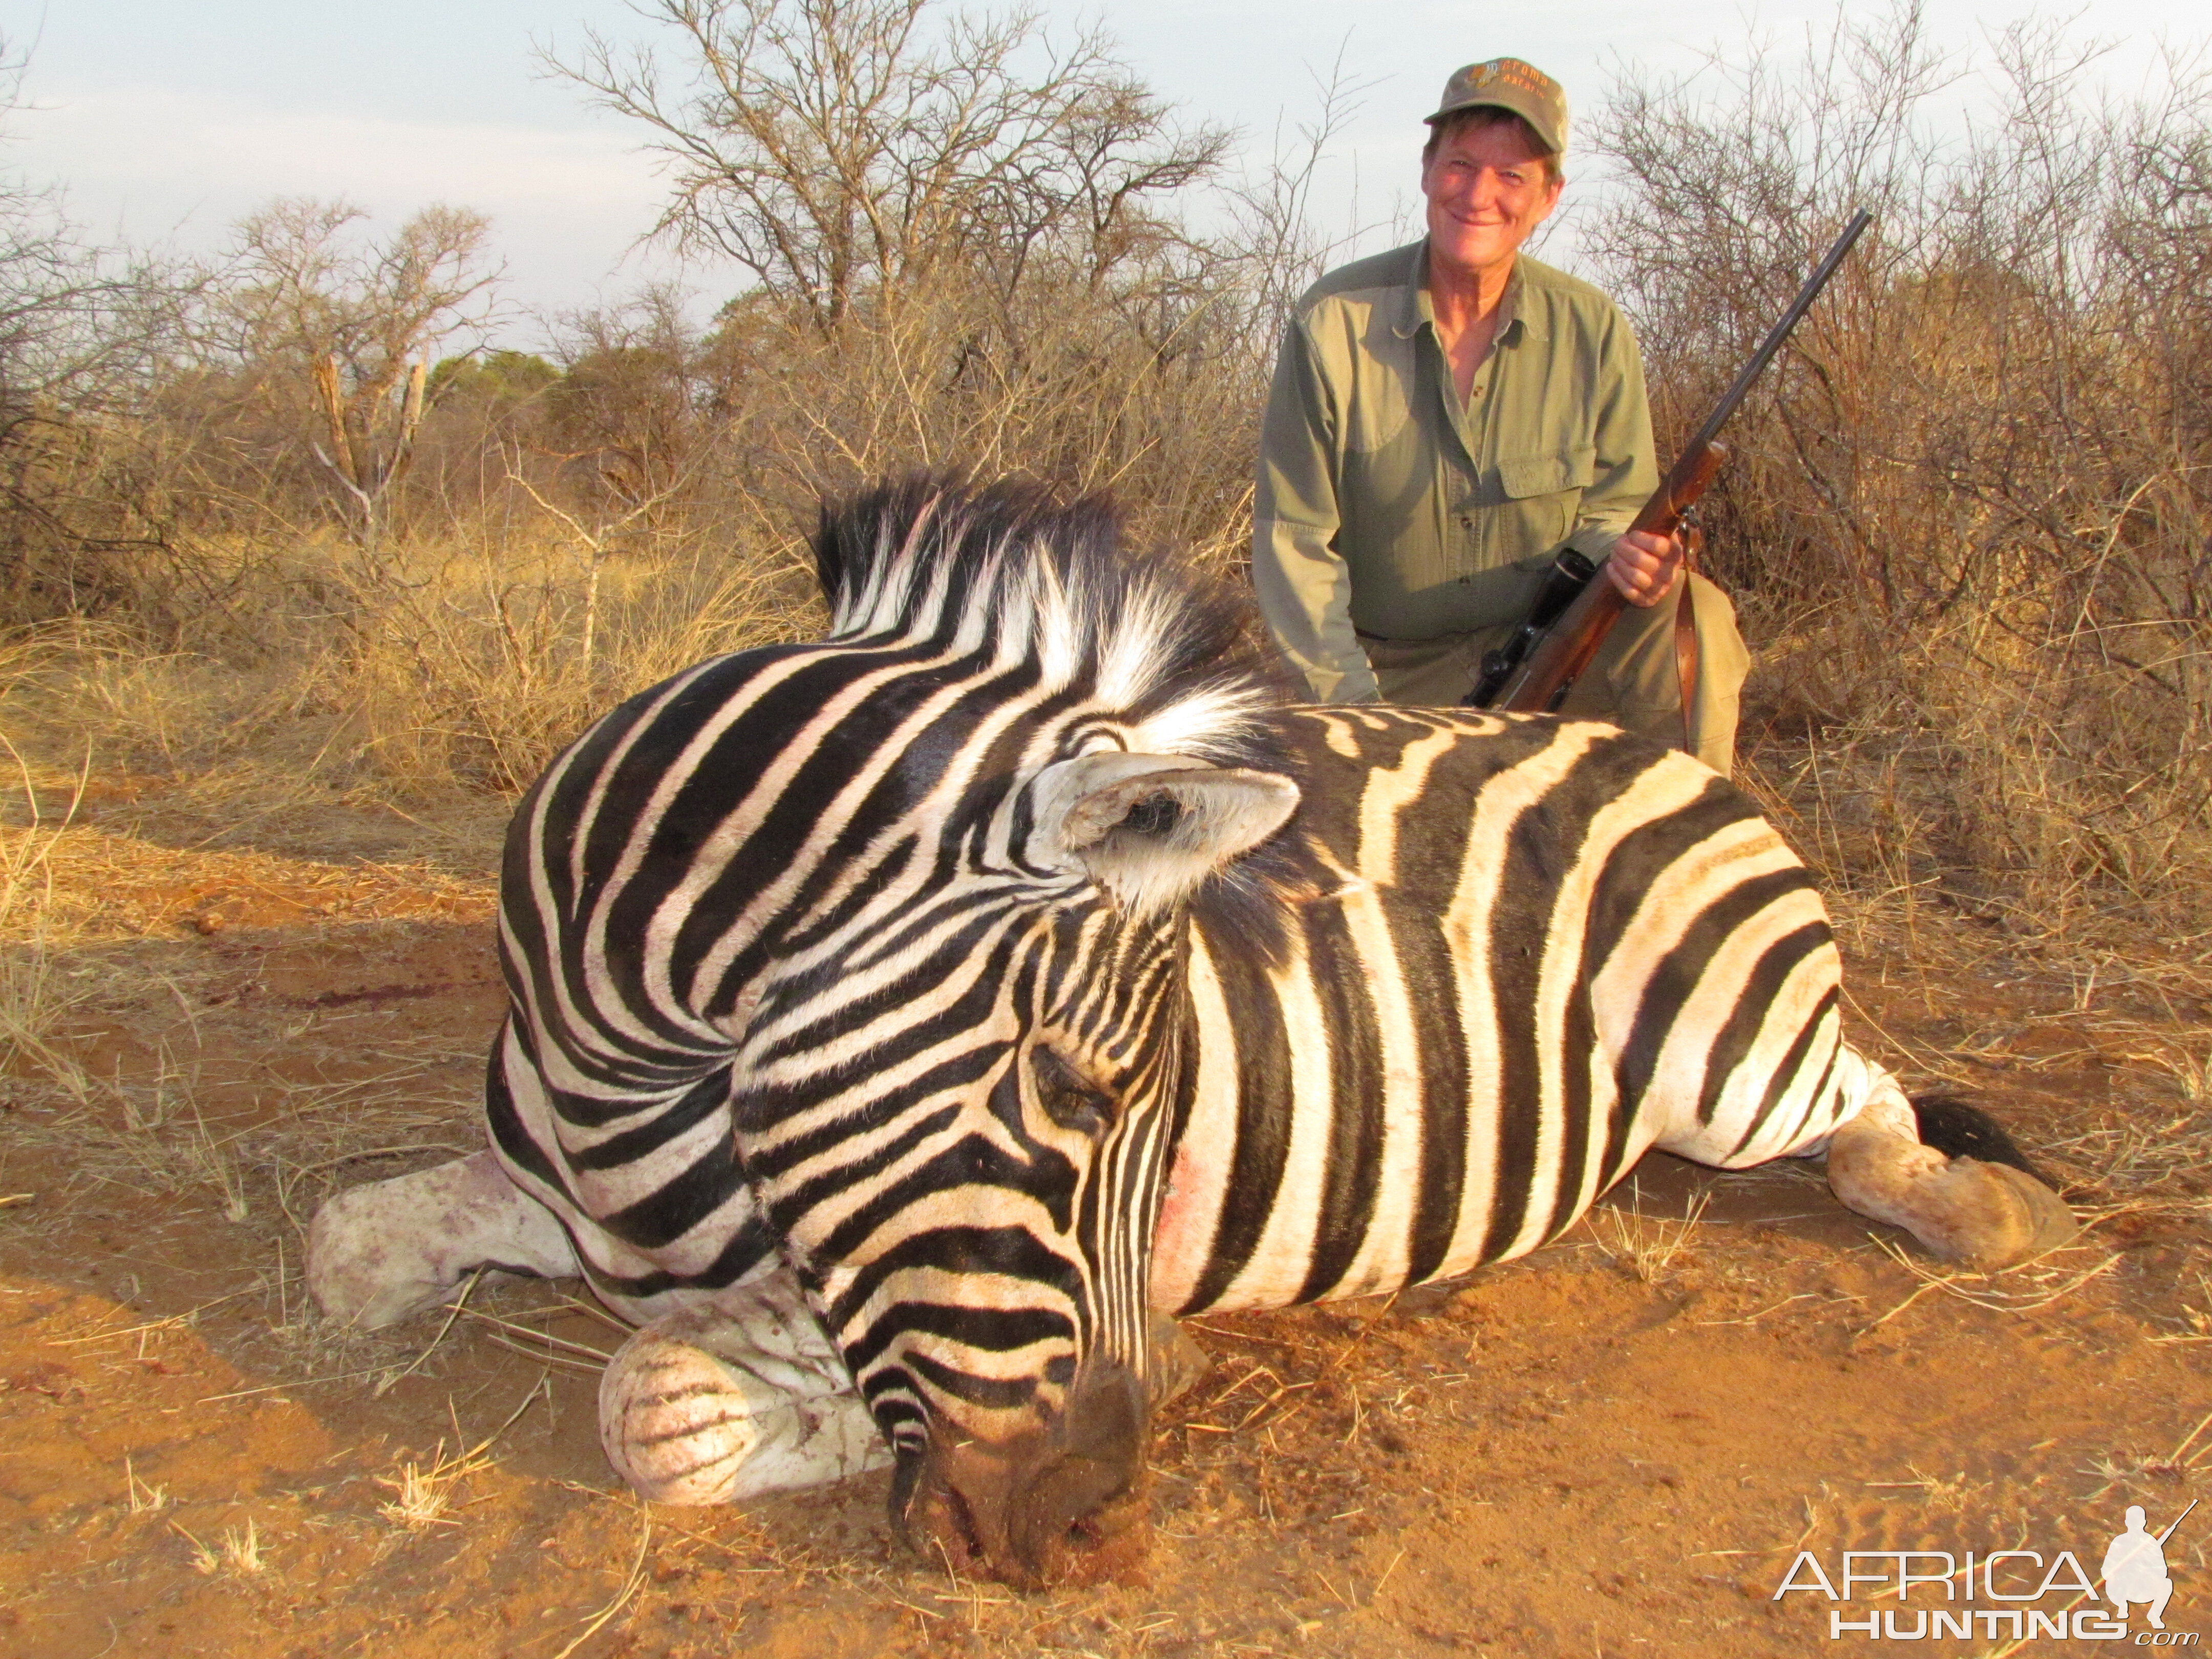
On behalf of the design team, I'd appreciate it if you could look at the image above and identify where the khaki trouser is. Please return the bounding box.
[1359,572,1750,776]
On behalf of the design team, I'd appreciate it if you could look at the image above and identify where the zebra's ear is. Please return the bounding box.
[1031,753,1300,917]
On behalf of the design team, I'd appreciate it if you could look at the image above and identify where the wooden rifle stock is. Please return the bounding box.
[1493,443,1726,712]
[1479,207,1874,716]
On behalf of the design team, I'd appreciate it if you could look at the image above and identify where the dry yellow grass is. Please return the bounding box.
[376,1434,502,1532]
[1588,1188,1713,1286]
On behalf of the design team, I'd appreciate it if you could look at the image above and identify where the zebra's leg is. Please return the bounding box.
[599,1269,889,1505]
[307,1150,579,1329]
[1819,1055,2077,1271]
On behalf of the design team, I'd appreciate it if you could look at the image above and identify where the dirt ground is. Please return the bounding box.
[2,778,2207,1658]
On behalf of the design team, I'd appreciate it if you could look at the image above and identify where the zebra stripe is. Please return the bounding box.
[490,480,1287,1454]
[485,477,1878,1465]
[1151,705,1854,1315]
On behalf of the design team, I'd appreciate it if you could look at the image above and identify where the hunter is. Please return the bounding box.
[1251,57,1748,774]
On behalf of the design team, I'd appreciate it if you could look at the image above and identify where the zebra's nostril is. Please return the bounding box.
[1005,1439,1147,1582]
[1019,1460,1151,1585]
[901,1360,1153,1586]
[903,1453,1001,1577]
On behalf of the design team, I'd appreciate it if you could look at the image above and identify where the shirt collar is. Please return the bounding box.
[1397,241,1542,345]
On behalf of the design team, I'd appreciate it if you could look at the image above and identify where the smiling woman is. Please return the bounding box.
[1420,113,1565,389]
[1249,54,1754,774]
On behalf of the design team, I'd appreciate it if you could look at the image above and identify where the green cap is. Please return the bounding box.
[1424,57,1569,155]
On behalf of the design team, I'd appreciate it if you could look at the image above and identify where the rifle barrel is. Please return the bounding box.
[1683,208,1873,456]
[2158,1498,2198,1545]
[1480,207,1873,716]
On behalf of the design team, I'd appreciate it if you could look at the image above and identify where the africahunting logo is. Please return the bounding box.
[1772,1502,2198,1643]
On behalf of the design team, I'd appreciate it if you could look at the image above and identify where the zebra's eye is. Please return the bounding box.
[1030,1046,1115,1137]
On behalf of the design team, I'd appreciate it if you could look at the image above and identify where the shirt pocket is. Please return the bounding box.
[1493,444,1598,552]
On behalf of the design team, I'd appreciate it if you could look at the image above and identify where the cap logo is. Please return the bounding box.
[1429,56,1568,152]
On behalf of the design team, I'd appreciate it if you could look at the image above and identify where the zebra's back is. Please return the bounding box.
[1154,707,1852,1314]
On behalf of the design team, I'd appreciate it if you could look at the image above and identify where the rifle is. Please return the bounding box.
[1465,208,1874,715]
[2157,1499,2197,1546]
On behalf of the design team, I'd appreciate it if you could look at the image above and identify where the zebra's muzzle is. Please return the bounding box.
[895,1359,1153,1588]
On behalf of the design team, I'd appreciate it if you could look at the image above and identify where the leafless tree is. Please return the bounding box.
[210,198,503,554]
[547,0,1233,331]
[1584,0,2212,932]
[0,38,198,619]
[540,284,726,508]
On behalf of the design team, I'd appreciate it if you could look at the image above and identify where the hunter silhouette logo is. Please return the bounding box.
[2108,1502,2195,1631]
[1771,1500,2199,1642]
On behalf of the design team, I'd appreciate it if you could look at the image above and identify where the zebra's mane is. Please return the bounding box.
[812,475,1298,765]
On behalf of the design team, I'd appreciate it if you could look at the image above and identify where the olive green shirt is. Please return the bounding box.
[1252,241,1659,702]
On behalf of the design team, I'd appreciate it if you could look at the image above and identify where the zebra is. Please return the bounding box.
[307,476,2076,1588]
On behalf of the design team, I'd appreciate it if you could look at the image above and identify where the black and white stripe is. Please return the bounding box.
[486,476,1874,1461]
[1153,705,1851,1313]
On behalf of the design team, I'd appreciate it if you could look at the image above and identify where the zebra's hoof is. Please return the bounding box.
[1826,1117,2078,1273]
[307,1152,580,1330]
[601,1326,762,1505]
[308,1180,451,1330]
[1929,1158,2078,1271]
[599,1319,889,1506]
[308,1158,501,1330]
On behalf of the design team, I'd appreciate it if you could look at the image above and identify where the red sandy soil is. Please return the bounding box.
[1,800,2206,1658]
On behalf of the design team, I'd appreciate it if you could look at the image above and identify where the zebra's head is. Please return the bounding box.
[721,479,1302,1585]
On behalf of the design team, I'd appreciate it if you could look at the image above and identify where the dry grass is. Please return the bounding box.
[1862,1237,2122,1330]
[377,1440,497,1531]
[172,1522,220,1576]
[451,1302,620,1376]
[0,528,820,809]
[1589,1186,1712,1285]
[2133,1041,2212,1109]
[124,1457,169,1515]
[548,1515,652,1659]
[0,628,511,1287]
[2045,1103,2212,1206]
[1862,1465,1988,1514]
[318,537,820,796]
[0,727,96,1105]
[172,1518,265,1576]
[0,945,96,1105]
[220,1519,267,1575]
[1592,13,2212,954]
[2080,1413,2212,1502]
[0,769,506,1402]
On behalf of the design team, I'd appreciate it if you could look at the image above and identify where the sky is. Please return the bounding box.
[10,0,2204,347]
